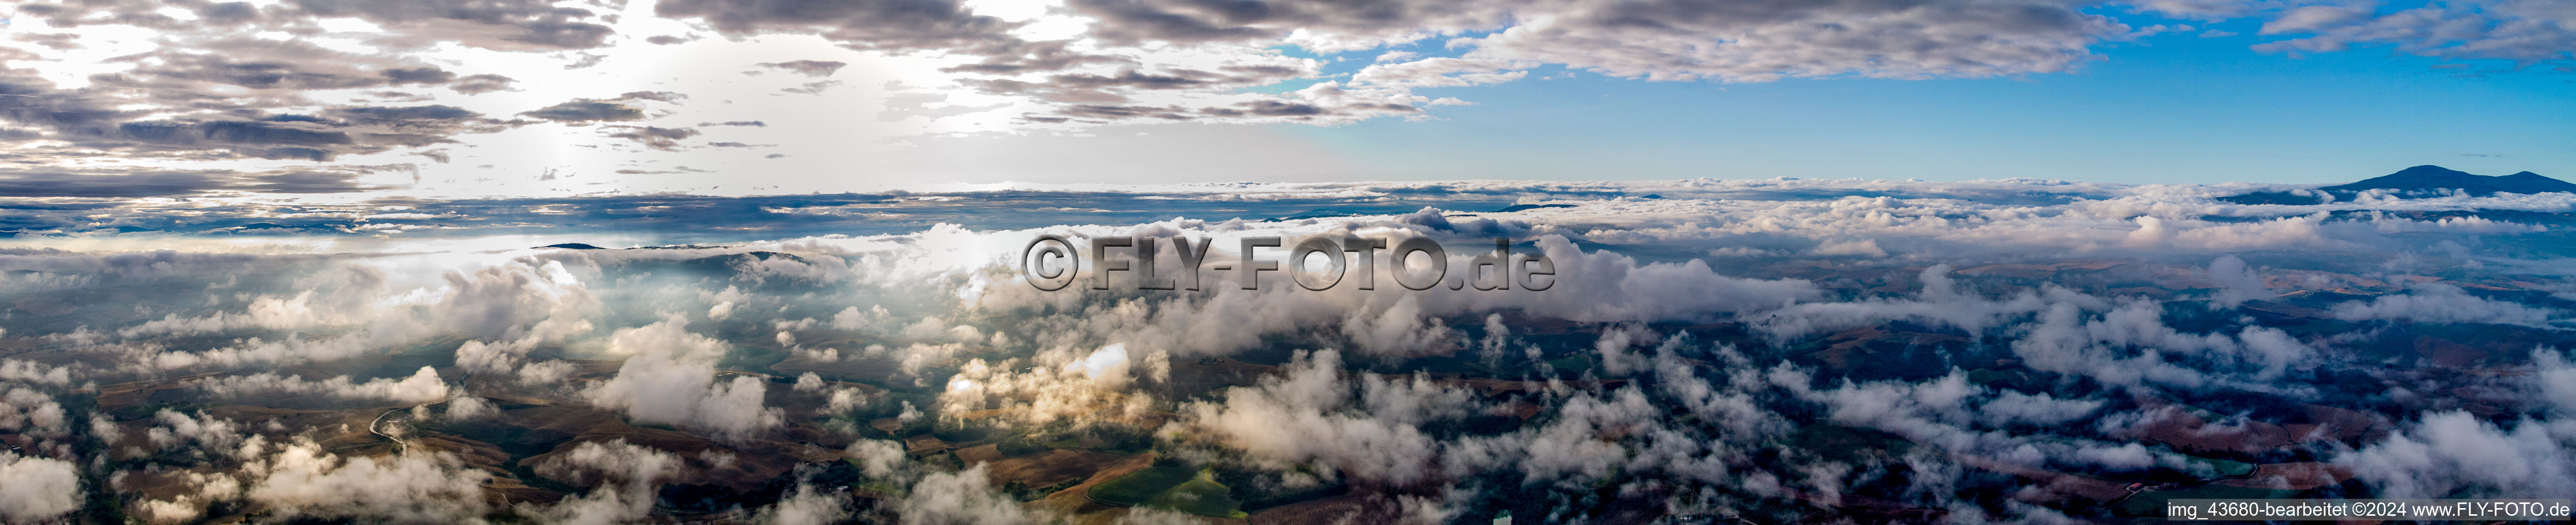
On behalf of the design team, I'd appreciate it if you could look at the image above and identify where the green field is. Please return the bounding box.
[1144,470,1247,518]
[1088,464,1197,506]
[1088,465,1247,518]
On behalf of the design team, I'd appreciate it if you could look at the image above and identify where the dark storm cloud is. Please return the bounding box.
[757,60,850,77]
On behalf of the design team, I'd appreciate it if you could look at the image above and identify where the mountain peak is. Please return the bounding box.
[2319,165,2576,196]
[2390,165,2471,176]
[2220,165,2576,205]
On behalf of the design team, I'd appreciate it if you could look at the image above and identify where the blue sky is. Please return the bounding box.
[1279,15,2575,185]
[0,0,2569,196]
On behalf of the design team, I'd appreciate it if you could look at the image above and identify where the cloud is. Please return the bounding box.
[758,483,851,525]
[0,37,519,163]
[8,176,2576,522]
[759,60,851,77]
[99,39,465,92]
[272,0,619,50]
[1066,0,1509,48]
[0,388,67,438]
[0,452,80,522]
[2336,411,2576,498]
[2253,0,2576,63]
[2328,282,2560,327]
[845,439,908,478]
[1177,349,1450,483]
[534,439,687,487]
[1351,58,1530,89]
[1467,0,2127,82]
[890,465,1046,524]
[581,316,785,440]
[601,126,703,151]
[0,0,2555,197]
[520,99,648,122]
[654,0,1018,51]
[532,439,687,524]
[194,366,454,405]
[449,73,518,94]
[245,440,494,522]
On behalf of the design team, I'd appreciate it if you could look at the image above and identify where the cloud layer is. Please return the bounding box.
[3,175,2575,521]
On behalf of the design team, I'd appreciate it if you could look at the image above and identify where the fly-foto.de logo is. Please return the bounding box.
[1021,234,1557,292]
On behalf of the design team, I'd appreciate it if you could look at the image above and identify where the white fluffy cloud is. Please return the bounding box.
[1179,350,1451,483]
[196,366,453,405]
[890,465,1043,525]
[0,452,81,522]
[2336,411,2576,498]
[582,317,785,440]
[246,441,493,523]
[758,483,851,525]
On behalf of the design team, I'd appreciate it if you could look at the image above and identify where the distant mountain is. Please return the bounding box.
[2219,165,2575,205]
[538,243,605,250]
[1489,203,1577,213]
[682,251,809,273]
[2321,165,2576,195]
[209,222,356,234]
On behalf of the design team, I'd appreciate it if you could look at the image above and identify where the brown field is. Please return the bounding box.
[1024,452,1172,525]
[1954,454,2136,504]
[1247,493,1405,525]
[2214,462,2355,491]
[955,443,1137,490]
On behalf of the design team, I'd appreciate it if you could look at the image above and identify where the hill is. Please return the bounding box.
[2219,165,2573,205]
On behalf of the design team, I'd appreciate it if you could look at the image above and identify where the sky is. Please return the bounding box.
[11,1,2576,522]
[0,0,2568,199]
